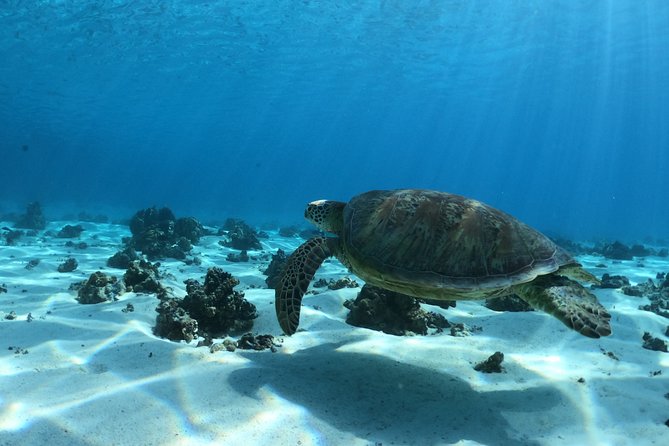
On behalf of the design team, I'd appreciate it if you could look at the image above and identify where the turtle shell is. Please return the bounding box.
[342,189,574,296]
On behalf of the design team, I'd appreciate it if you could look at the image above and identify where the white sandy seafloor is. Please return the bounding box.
[0,221,667,446]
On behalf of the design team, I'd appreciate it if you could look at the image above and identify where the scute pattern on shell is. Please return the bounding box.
[343,189,573,292]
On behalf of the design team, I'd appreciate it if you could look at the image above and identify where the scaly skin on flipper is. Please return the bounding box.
[275,237,335,335]
[513,275,612,338]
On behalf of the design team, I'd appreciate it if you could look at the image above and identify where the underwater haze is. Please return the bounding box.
[1,0,668,241]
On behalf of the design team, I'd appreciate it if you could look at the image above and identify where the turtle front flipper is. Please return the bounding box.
[275,237,335,335]
[513,275,612,338]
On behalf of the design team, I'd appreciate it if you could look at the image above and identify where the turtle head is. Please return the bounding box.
[305,200,345,235]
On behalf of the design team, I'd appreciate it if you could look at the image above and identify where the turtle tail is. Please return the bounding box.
[275,237,335,335]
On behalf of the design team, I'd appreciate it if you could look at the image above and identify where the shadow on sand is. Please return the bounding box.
[231,342,564,445]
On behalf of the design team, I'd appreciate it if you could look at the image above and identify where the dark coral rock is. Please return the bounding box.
[637,275,669,318]
[220,218,261,250]
[594,273,630,289]
[107,246,140,269]
[65,241,88,250]
[594,241,651,260]
[313,278,328,288]
[75,272,123,304]
[621,285,645,297]
[236,333,279,351]
[209,339,237,352]
[551,237,588,256]
[123,260,168,298]
[56,224,84,238]
[176,237,192,252]
[16,202,46,230]
[154,298,199,343]
[450,323,474,337]
[485,294,533,312]
[642,332,668,352]
[474,351,505,373]
[344,285,450,336]
[658,248,669,258]
[327,277,359,290]
[174,217,205,244]
[57,257,78,273]
[25,259,40,270]
[263,249,288,289]
[128,207,200,260]
[179,267,257,337]
[630,244,652,257]
[130,207,176,236]
[226,250,249,262]
[622,278,657,297]
[279,225,300,237]
[0,283,7,293]
[2,228,23,245]
[640,301,669,319]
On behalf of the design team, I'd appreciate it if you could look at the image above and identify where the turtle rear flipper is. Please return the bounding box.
[275,237,335,335]
[514,275,611,338]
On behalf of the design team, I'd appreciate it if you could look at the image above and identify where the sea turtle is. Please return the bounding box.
[275,189,611,338]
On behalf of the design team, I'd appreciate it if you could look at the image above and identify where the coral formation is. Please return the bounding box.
[593,241,661,260]
[594,273,630,289]
[1,227,23,245]
[128,207,205,260]
[123,260,168,298]
[219,218,261,250]
[73,272,123,304]
[107,246,140,269]
[25,259,40,270]
[57,257,78,273]
[16,202,46,230]
[226,250,249,262]
[642,332,668,352]
[344,284,449,335]
[155,299,199,342]
[263,249,288,289]
[154,268,257,342]
[326,277,359,290]
[56,224,84,238]
[235,333,279,351]
[474,351,505,373]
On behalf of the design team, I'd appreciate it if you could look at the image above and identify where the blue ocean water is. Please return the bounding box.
[1,1,668,241]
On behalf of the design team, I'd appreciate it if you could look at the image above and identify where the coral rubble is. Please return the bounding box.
[154,267,257,342]
[73,272,124,304]
[344,284,449,336]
